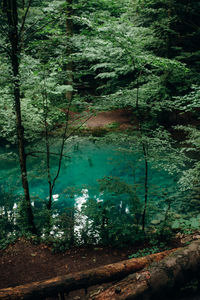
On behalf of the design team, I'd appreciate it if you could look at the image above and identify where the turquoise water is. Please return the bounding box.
[0,137,180,214]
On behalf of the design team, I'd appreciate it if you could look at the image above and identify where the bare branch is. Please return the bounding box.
[26,151,70,158]
[23,17,60,44]
[22,6,65,45]
[65,113,93,141]
[18,0,33,42]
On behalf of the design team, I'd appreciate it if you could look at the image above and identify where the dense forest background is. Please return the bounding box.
[0,0,200,251]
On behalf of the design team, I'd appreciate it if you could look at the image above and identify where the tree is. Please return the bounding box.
[0,248,176,299]
[1,0,37,234]
[72,0,188,118]
[134,0,200,96]
[91,240,200,299]
[66,0,73,102]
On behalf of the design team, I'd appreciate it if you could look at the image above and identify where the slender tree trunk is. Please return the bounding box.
[135,85,149,232]
[42,75,53,211]
[5,0,36,234]
[136,77,139,110]
[45,0,74,211]
[142,143,148,232]
[66,0,73,102]
[136,128,149,233]
[166,0,172,59]
[135,69,142,109]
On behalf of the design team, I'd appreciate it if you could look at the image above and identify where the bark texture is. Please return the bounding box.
[0,249,175,300]
[90,240,200,300]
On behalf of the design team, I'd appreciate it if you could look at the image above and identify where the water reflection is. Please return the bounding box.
[0,137,192,239]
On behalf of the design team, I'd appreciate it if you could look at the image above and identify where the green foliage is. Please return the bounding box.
[41,235,71,253]
[180,279,200,295]
[134,0,200,91]
[0,188,17,239]
[91,127,108,137]
[80,176,143,246]
[129,237,170,258]
[172,216,200,234]
[16,198,33,233]
[172,85,200,112]
[0,234,19,250]
[0,0,199,250]
[129,246,161,259]
[105,122,120,129]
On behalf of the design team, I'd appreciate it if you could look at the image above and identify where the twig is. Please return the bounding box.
[65,113,94,141]
[19,0,33,41]
[26,151,70,158]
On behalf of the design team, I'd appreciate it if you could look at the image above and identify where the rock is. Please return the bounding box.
[193,234,200,240]
[181,236,193,244]
[176,232,184,239]
[174,214,181,218]
[156,214,165,221]
[151,219,161,225]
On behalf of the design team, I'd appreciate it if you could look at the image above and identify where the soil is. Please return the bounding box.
[0,238,199,300]
[0,238,142,289]
[69,108,137,130]
[85,109,135,129]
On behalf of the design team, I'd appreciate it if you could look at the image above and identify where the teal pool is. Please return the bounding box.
[1,135,198,243]
[0,136,181,212]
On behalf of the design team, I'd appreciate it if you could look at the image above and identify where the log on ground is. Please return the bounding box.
[0,249,176,300]
[90,240,200,300]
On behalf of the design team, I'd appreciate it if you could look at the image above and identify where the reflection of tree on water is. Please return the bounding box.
[0,138,194,245]
[0,187,16,239]
[88,158,93,167]
[81,177,142,245]
[73,143,79,151]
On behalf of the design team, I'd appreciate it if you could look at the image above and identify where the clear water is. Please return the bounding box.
[0,136,180,214]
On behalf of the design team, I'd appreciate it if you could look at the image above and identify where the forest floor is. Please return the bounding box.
[0,238,141,289]
[0,238,200,300]
[85,108,135,129]
[68,108,137,131]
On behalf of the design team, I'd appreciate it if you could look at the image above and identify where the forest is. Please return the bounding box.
[0,0,200,299]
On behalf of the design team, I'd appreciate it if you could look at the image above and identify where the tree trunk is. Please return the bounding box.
[90,240,200,300]
[142,143,148,232]
[44,0,74,213]
[0,249,176,300]
[66,0,73,102]
[5,0,36,234]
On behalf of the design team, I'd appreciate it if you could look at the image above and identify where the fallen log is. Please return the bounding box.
[90,240,200,300]
[0,249,176,300]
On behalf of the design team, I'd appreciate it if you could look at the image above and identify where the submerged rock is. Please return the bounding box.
[151,219,161,225]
